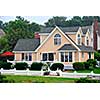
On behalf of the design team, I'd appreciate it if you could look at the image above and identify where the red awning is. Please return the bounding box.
[0,51,14,56]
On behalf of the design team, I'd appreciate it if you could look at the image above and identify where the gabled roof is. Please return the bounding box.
[0,29,5,36]
[81,26,92,34]
[77,45,95,52]
[13,39,40,51]
[39,26,79,34]
[58,44,77,51]
[40,27,54,33]
[36,26,81,52]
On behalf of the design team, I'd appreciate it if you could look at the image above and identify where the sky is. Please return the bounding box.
[0,16,73,25]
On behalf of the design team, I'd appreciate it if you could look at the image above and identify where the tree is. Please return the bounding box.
[67,16,82,26]
[44,16,100,27]
[3,16,40,50]
[44,16,67,27]
[0,20,4,29]
[0,36,10,53]
[94,52,100,61]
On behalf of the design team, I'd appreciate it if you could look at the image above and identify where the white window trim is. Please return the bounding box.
[41,53,54,61]
[54,34,61,45]
[82,52,84,58]
[60,52,73,62]
[21,53,32,61]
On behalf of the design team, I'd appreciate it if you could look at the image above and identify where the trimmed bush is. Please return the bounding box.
[50,63,64,71]
[14,62,28,70]
[0,61,12,69]
[30,62,43,70]
[84,62,90,70]
[43,71,50,75]
[73,62,85,71]
[87,59,97,68]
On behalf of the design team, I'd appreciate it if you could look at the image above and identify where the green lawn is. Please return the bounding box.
[4,75,78,83]
[76,70,92,73]
[93,68,100,74]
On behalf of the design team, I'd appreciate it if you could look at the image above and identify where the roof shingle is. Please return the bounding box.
[13,39,40,51]
[58,44,77,51]
[77,45,95,52]
[39,26,79,34]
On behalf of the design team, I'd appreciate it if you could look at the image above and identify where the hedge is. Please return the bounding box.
[87,59,97,68]
[30,62,43,70]
[14,62,28,70]
[73,62,85,71]
[50,63,64,71]
[84,62,90,70]
[0,61,12,70]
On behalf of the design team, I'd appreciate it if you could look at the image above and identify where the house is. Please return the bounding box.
[97,23,100,51]
[13,26,94,69]
[0,29,5,37]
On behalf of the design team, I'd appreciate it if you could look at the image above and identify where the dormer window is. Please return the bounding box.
[54,34,61,45]
[77,34,81,45]
[86,37,89,46]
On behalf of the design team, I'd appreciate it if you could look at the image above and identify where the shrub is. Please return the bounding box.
[73,62,85,71]
[14,62,28,70]
[30,62,43,70]
[43,71,50,75]
[84,62,90,70]
[75,78,100,83]
[93,68,100,74]
[50,63,64,71]
[87,59,97,68]
[0,61,12,69]
[94,52,100,61]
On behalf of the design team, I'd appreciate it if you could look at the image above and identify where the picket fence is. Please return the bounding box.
[0,68,100,79]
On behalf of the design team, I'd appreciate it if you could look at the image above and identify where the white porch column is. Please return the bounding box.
[20,54,22,61]
[36,53,38,62]
[79,52,81,62]
[59,52,61,62]
[14,53,16,61]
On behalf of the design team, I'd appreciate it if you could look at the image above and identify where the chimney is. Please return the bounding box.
[93,20,98,50]
[34,32,40,39]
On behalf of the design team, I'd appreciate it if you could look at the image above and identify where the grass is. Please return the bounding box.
[76,70,92,73]
[93,68,100,74]
[4,75,78,83]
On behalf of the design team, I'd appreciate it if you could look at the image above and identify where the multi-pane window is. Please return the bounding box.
[54,34,61,45]
[42,53,54,61]
[86,37,89,46]
[21,53,32,61]
[88,52,91,59]
[82,52,84,58]
[61,52,72,62]
[77,34,81,45]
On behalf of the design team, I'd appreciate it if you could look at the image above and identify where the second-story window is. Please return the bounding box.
[86,37,89,46]
[54,34,61,45]
[77,34,81,45]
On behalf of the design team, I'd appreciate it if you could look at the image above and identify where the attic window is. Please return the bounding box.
[77,34,81,45]
[54,34,61,45]
[86,37,89,46]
